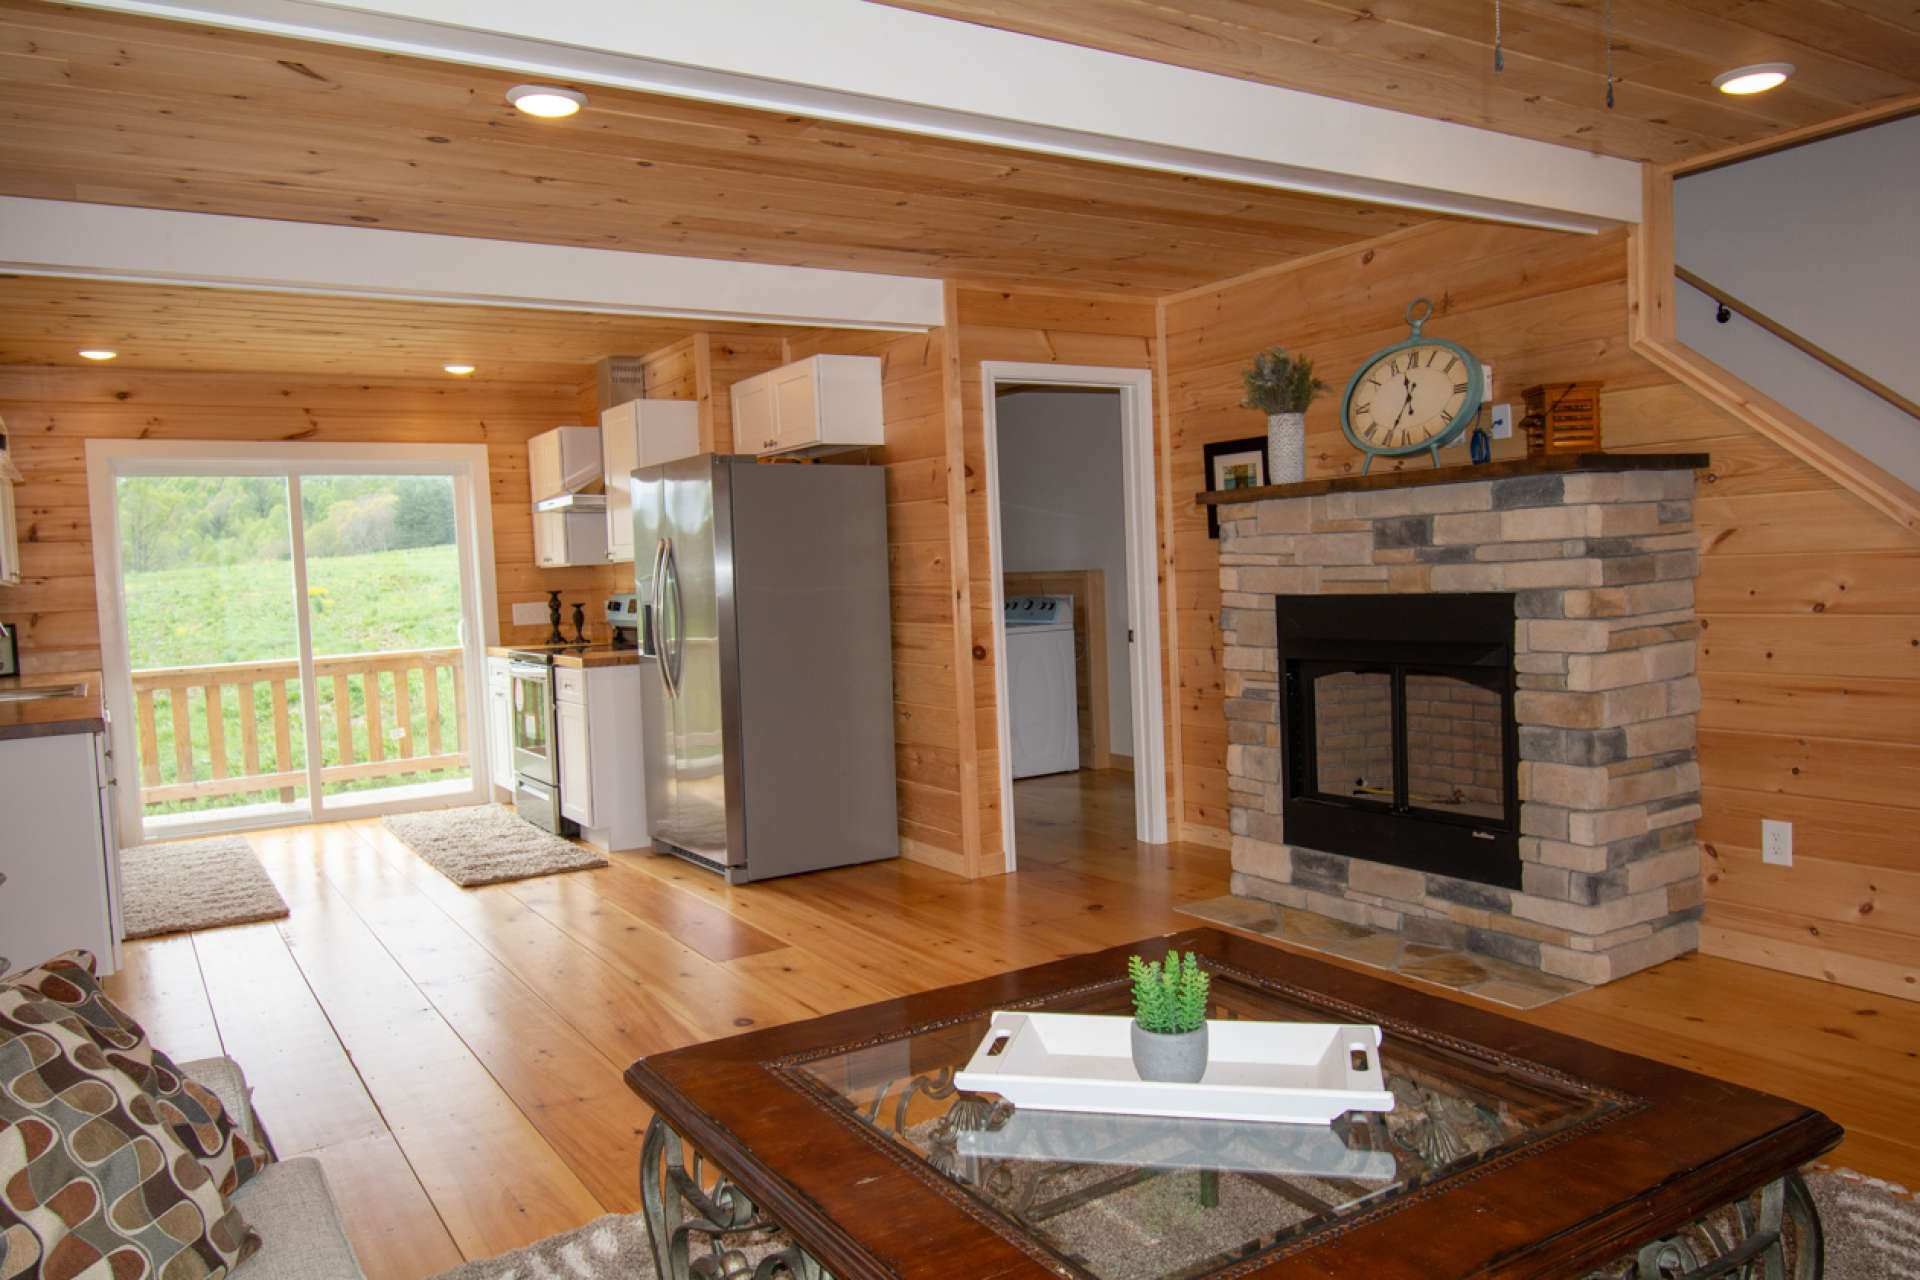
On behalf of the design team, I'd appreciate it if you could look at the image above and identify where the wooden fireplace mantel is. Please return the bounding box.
[1197,452,1711,507]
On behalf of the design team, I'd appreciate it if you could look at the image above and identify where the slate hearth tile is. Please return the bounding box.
[1397,951,1493,989]
[1178,894,1280,934]
[1469,977,1577,1010]
[1319,931,1407,969]
[1276,905,1376,944]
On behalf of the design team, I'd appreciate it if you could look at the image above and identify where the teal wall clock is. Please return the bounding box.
[1338,298,1485,472]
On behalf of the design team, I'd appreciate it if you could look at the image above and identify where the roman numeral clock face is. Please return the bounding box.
[1346,343,1472,451]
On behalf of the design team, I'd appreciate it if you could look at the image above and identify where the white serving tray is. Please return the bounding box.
[953,1012,1394,1126]
[955,1110,1397,1180]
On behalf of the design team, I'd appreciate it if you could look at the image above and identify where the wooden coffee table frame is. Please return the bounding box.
[626,928,1839,1279]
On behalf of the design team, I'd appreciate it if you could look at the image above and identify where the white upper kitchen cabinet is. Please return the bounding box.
[528,425,602,500]
[528,425,609,567]
[729,355,883,458]
[599,399,700,563]
[533,511,608,568]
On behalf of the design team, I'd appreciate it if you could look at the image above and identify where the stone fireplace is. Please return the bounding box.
[1212,457,1709,986]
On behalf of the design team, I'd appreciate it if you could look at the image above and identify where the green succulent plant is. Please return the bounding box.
[1240,347,1326,415]
[1128,950,1210,1035]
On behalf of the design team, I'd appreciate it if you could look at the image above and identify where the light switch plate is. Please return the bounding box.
[1761,819,1793,866]
[511,602,549,626]
[1490,403,1514,439]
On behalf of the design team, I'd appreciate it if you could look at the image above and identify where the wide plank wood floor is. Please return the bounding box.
[103,770,1920,1278]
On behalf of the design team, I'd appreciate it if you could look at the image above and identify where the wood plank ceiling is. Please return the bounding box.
[0,0,1435,298]
[0,275,795,382]
[876,0,1920,163]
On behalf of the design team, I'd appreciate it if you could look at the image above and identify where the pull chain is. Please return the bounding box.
[1493,0,1504,72]
[1604,0,1615,108]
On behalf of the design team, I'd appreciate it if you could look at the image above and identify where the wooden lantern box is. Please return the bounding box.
[1521,382,1603,454]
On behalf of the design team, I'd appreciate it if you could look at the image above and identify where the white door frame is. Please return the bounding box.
[85,439,500,843]
[979,362,1169,871]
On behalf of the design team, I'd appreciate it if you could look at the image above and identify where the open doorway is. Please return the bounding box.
[980,363,1168,872]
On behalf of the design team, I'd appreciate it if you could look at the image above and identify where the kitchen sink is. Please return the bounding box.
[0,682,89,703]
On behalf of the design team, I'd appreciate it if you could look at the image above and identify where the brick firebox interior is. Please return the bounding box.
[1217,462,1708,986]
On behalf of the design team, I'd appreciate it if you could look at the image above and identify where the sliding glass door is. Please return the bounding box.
[95,445,494,840]
[302,474,471,807]
[117,474,311,828]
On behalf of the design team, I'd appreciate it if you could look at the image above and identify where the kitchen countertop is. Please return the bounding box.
[486,644,646,669]
[0,676,108,741]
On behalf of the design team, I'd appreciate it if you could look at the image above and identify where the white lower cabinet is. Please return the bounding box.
[556,698,592,826]
[0,731,121,977]
[553,663,649,851]
[487,656,513,796]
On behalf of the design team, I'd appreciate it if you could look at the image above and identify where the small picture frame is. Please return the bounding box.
[1203,437,1267,539]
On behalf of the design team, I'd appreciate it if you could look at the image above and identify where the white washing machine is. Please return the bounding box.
[1004,594,1080,778]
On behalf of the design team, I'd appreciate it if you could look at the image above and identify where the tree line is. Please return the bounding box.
[117,475,456,573]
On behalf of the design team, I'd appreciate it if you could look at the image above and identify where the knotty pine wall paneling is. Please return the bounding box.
[769,323,980,877]
[1160,221,1920,999]
[0,366,605,677]
[949,288,1184,863]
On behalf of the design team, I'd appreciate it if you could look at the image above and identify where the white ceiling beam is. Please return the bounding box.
[66,0,1640,232]
[0,198,946,331]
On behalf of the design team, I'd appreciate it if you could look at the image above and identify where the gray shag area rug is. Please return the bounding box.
[383,804,607,887]
[1807,1169,1920,1279]
[429,1170,1916,1279]
[429,1213,658,1280]
[120,836,290,938]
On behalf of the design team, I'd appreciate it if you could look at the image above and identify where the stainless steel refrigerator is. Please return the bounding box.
[633,454,898,882]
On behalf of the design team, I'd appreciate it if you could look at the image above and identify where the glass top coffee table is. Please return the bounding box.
[626,928,1837,1279]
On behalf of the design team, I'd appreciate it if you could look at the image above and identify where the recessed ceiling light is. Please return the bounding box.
[505,84,586,119]
[78,349,117,361]
[444,363,476,376]
[1713,63,1794,95]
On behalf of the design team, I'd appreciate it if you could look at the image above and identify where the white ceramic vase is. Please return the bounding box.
[1267,411,1306,485]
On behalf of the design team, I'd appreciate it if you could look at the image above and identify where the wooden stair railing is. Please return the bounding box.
[1629,160,1920,536]
[130,646,468,807]
[1675,266,1920,422]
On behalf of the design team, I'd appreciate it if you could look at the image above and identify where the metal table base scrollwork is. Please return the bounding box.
[638,1113,1821,1280]
[640,1117,837,1280]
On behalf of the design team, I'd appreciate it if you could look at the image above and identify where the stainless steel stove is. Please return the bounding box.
[505,647,580,835]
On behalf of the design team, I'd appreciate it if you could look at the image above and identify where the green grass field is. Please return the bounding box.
[126,543,461,668]
[126,544,471,815]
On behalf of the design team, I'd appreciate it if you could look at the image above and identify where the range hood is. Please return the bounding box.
[534,491,607,513]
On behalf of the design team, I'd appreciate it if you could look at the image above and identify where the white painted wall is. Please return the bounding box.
[1675,117,1920,489]
[994,388,1133,758]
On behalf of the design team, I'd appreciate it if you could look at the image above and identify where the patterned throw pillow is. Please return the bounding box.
[9,953,270,1194]
[0,951,261,1279]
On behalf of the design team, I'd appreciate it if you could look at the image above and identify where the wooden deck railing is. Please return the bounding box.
[130,647,467,806]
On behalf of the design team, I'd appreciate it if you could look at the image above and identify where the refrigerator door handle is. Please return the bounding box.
[646,537,669,663]
[662,536,686,693]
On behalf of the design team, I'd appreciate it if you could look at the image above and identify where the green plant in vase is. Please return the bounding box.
[1127,950,1211,1082]
[1240,347,1326,485]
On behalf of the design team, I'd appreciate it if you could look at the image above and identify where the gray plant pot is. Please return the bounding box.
[1130,1021,1209,1083]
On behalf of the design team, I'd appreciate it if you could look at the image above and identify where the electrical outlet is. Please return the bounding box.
[1761,819,1793,866]
[511,601,548,626]
[1490,403,1514,439]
